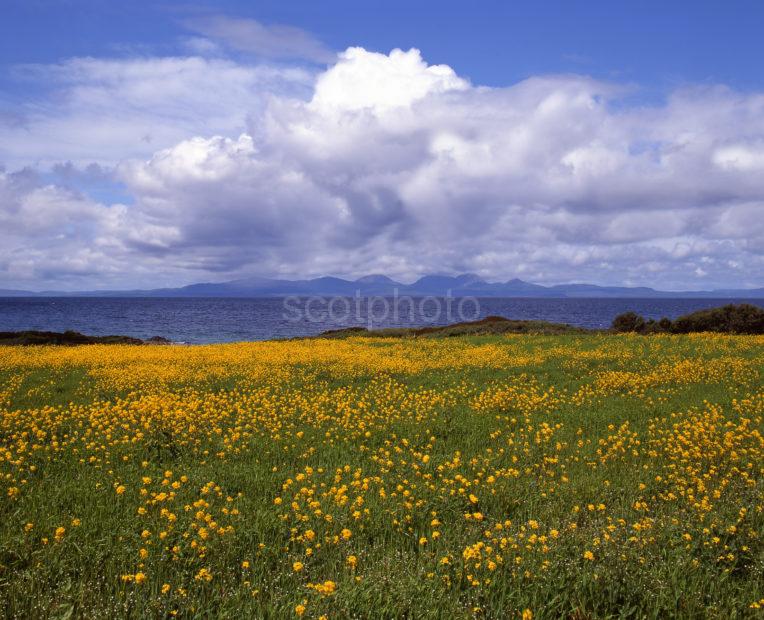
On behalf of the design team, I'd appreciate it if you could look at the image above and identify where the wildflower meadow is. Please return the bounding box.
[1,334,763,618]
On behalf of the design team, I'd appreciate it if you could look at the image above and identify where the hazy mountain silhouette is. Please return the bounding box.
[2,275,764,298]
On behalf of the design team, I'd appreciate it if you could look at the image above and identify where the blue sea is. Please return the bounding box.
[0,297,761,344]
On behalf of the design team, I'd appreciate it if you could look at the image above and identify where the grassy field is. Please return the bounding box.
[1,334,763,618]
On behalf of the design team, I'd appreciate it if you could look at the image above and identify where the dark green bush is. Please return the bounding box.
[642,317,673,333]
[611,304,764,335]
[611,311,646,333]
[611,304,764,334]
[670,303,764,334]
[658,317,673,330]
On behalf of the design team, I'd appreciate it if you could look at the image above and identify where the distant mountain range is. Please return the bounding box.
[2,274,764,298]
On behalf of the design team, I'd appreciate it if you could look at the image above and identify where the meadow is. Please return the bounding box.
[0,334,763,618]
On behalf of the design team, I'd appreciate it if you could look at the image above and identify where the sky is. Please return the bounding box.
[1,0,764,291]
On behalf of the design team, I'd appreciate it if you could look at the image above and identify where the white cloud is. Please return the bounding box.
[184,15,335,63]
[311,47,468,112]
[1,56,313,168]
[2,46,764,290]
[713,143,764,171]
[0,169,129,286]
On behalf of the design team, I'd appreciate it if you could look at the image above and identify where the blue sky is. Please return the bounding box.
[4,1,764,89]
[1,1,764,290]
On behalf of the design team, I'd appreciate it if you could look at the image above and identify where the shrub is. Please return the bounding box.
[611,311,646,333]
[670,304,764,334]
[643,317,673,333]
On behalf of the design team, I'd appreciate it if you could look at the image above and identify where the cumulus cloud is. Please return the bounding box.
[0,55,313,168]
[311,47,469,111]
[0,168,127,286]
[2,46,764,290]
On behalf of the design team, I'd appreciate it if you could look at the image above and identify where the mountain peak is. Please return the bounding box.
[355,274,397,284]
[454,273,486,285]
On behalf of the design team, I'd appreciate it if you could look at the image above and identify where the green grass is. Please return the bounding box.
[0,333,763,619]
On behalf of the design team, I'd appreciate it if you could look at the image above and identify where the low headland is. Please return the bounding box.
[0,331,171,346]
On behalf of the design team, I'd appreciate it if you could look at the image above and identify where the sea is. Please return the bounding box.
[1,296,761,344]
